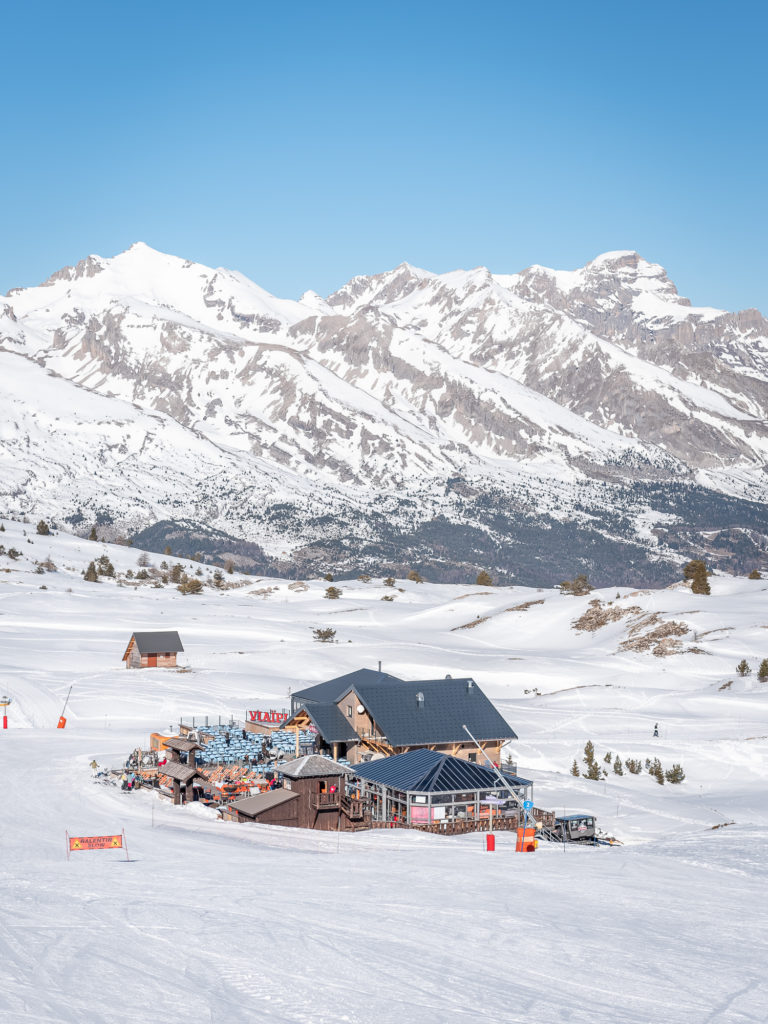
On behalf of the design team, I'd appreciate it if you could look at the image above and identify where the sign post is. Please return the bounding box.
[66,830,129,861]
[0,695,11,730]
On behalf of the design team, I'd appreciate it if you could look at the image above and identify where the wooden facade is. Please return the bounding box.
[222,756,369,831]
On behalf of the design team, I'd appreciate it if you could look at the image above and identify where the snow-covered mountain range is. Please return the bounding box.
[2,243,767,583]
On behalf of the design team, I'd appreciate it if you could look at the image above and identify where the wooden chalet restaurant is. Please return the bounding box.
[283,668,516,766]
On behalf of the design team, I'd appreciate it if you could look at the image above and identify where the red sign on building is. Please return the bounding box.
[247,709,288,725]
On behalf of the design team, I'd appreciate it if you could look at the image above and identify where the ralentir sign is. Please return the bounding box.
[69,834,122,851]
[247,709,288,724]
[66,830,129,861]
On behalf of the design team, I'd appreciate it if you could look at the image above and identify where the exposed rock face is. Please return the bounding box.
[1,243,767,583]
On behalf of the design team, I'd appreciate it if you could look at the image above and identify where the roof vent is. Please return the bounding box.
[445,673,452,679]
[416,691,425,707]
[467,680,474,692]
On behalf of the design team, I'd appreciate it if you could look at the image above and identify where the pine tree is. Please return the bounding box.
[324,586,342,600]
[84,561,99,582]
[625,758,642,774]
[225,560,235,574]
[407,569,424,583]
[137,552,150,568]
[748,569,762,580]
[36,520,50,536]
[88,525,97,541]
[164,545,172,555]
[683,559,710,595]
[476,570,493,586]
[0,524,5,532]
[323,573,334,582]
[170,564,183,583]
[312,627,336,642]
[758,659,768,683]
[613,756,624,776]
[736,659,751,677]
[651,758,665,785]
[665,764,685,784]
[384,576,395,587]
[603,751,612,764]
[213,570,224,588]
[585,760,602,781]
[570,759,580,776]
[583,740,596,767]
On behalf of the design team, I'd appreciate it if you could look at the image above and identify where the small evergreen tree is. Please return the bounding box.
[7,548,21,560]
[178,578,203,595]
[164,545,172,555]
[213,570,224,588]
[136,569,150,580]
[665,764,685,784]
[170,564,183,584]
[603,751,612,764]
[36,520,50,535]
[476,570,493,586]
[137,552,150,568]
[88,525,98,541]
[312,627,336,643]
[384,576,395,587]
[613,756,624,776]
[225,560,235,574]
[736,659,751,677]
[0,524,5,531]
[748,569,762,580]
[96,555,115,577]
[570,759,580,776]
[324,586,342,600]
[651,758,665,785]
[84,561,99,582]
[757,659,768,683]
[625,758,642,774]
[585,760,602,781]
[324,572,334,582]
[683,559,710,595]
[407,569,424,583]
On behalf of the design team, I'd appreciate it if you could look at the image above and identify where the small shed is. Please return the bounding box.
[122,631,184,669]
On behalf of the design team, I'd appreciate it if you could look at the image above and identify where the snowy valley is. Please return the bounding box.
[0,521,766,1022]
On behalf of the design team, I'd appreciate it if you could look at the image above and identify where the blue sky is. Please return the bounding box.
[2,1,766,311]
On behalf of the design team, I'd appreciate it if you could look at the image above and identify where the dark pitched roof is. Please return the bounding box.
[351,749,531,793]
[353,676,516,747]
[285,703,359,743]
[292,668,403,706]
[160,761,200,783]
[227,789,298,817]
[280,755,351,779]
[163,736,202,752]
[128,631,184,656]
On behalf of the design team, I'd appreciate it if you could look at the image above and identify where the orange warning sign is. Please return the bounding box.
[69,834,122,851]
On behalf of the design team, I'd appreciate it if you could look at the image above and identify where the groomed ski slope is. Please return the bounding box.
[0,520,766,1023]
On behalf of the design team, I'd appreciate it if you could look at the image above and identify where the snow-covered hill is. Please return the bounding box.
[2,244,767,584]
[1,519,766,1022]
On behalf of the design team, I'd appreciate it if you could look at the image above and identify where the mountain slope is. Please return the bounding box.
[2,244,767,584]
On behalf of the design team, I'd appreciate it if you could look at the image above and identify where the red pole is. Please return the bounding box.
[2,715,6,730]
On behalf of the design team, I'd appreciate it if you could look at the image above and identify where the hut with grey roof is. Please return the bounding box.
[122,631,184,669]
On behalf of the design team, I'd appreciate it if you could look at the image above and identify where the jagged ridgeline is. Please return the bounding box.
[2,245,767,584]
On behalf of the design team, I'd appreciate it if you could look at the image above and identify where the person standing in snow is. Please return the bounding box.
[120,772,128,791]
[90,759,99,776]
[653,723,659,738]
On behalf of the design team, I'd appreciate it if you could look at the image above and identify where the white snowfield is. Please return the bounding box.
[0,521,766,1023]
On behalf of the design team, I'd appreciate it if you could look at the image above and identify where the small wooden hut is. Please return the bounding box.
[122,631,184,669]
[221,755,368,830]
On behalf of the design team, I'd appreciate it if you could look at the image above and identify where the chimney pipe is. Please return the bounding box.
[378,660,382,673]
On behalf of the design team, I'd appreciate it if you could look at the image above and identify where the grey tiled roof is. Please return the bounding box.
[354,676,516,747]
[227,789,298,817]
[294,703,359,743]
[130,631,184,654]
[280,755,351,779]
[292,668,402,706]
